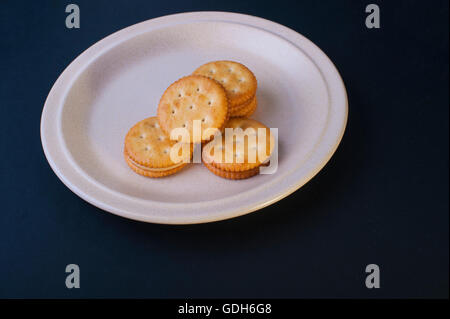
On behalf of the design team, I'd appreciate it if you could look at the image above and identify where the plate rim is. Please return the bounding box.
[40,11,348,224]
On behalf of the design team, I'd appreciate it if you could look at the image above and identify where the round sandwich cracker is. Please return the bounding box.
[124,150,187,178]
[157,75,229,143]
[227,94,255,112]
[202,117,274,172]
[203,160,260,180]
[193,61,257,108]
[230,96,257,118]
[124,117,191,177]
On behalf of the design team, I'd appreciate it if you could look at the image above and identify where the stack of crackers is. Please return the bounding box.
[124,60,274,180]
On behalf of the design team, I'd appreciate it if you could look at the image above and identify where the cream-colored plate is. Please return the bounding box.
[40,12,348,224]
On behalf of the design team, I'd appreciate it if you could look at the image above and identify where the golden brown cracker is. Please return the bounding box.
[230,96,257,117]
[157,75,229,143]
[124,116,191,168]
[124,150,187,178]
[203,160,259,180]
[227,94,255,115]
[202,118,274,172]
[193,61,257,108]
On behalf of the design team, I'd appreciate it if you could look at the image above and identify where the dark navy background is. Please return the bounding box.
[0,0,448,298]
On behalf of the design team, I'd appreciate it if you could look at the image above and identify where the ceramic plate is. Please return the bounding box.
[40,12,348,224]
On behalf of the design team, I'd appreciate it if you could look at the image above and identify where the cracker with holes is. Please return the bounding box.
[193,61,257,117]
[202,118,274,180]
[124,117,191,178]
[157,75,229,143]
